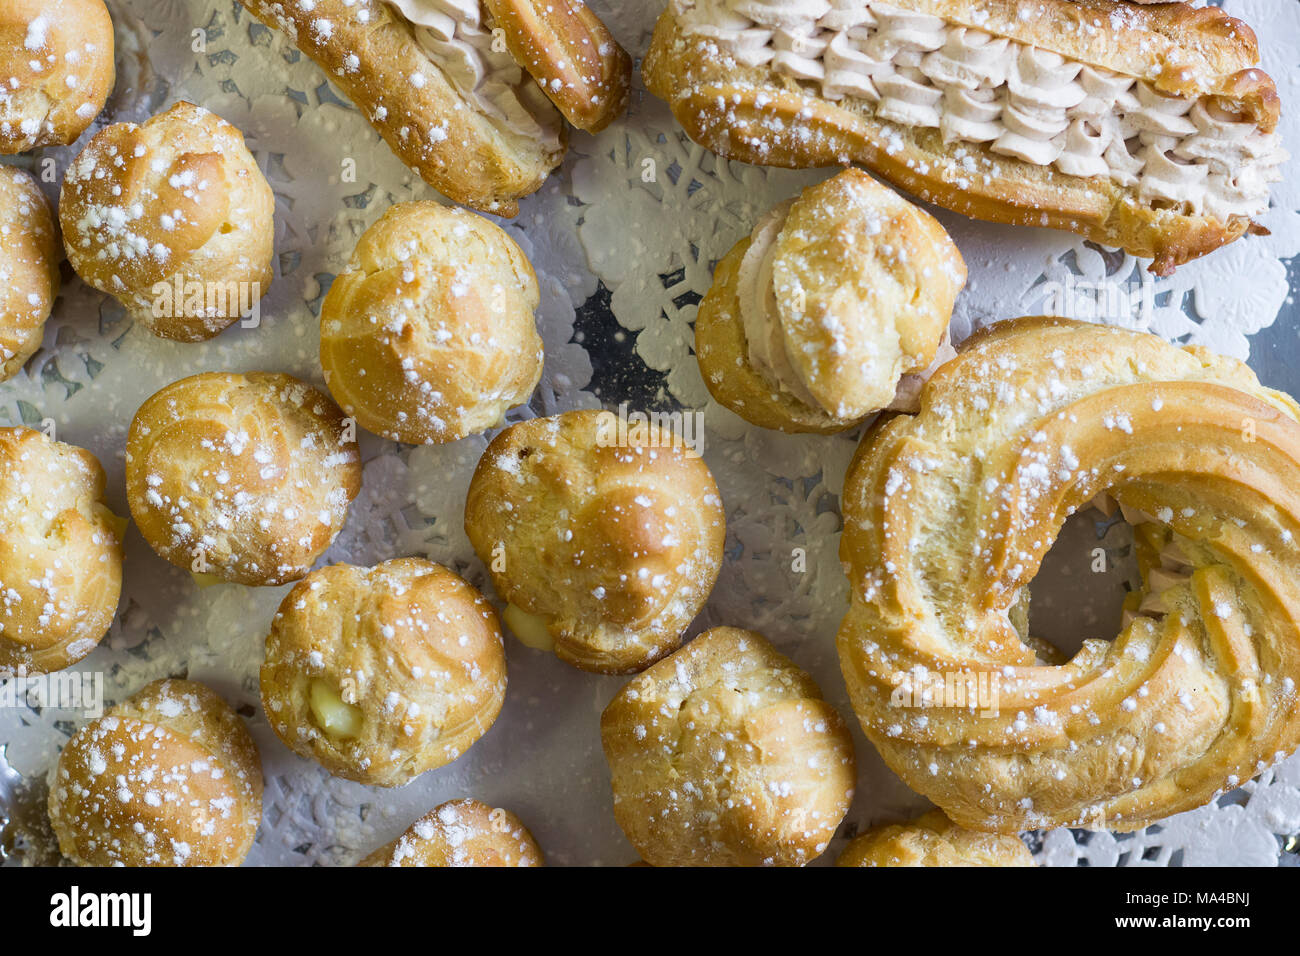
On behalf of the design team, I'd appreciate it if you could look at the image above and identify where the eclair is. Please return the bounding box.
[697,168,965,432]
[644,0,1287,274]
[360,799,543,866]
[241,0,632,216]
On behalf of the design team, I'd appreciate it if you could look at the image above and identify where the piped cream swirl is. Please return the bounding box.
[673,0,1286,221]
[385,0,563,150]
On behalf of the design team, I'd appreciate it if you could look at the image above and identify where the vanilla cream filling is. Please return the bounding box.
[675,0,1286,221]
[735,200,949,417]
[385,0,563,150]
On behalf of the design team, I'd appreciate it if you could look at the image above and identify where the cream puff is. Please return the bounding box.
[360,798,543,866]
[601,626,856,867]
[837,810,1035,867]
[125,372,362,587]
[0,0,115,154]
[320,201,543,445]
[59,101,275,342]
[0,166,59,382]
[48,678,263,867]
[0,427,123,675]
[260,558,507,787]
[464,409,725,673]
[696,168,965,433]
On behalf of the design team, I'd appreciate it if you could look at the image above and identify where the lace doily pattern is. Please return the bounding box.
[0,0,1297,866]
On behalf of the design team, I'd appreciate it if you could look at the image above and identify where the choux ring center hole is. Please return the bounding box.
[1022,493,1188,662]
[309,679,363,739]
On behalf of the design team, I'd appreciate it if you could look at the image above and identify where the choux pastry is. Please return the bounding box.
[601,626,856,866]
[240,0,631,216]
[837,810,1034,867]
[644,0,1286,274]
[0,166,59,383]
[48,678,263,867]
[465,409,725,673]
[0,0,114,154]
[260,558,507,787]
[126,372,362,587]
[838,316,1300,832]
[696,168,965,433]
[320,201,544,445]
[0,427,123,675]
[360,798,543,866]
[59,101,274,342]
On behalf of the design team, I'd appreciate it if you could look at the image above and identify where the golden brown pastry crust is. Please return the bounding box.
[125,372,362,587]
[696,168,965,433]
[261,558,507,787]
[48,679,263,867]
[837,810,1035,867]
[0,428,122,675]
[483,0,632,133]
[602,626,856,866]
[838,316,1300,833]
[643,1,1280,275]
[360,798,543,865]
[59,101,275,342]
[0,0,115,154]
[320,201,544,445]
[240,0,628,216]
[0,166,59,382]
[465,410,726,673]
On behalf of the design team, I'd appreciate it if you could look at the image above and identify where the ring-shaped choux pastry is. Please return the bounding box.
[360,799,543,867]
[48,678,263,867]
[126,372,362,587]
[320,201,544,445]
[696,169,965,433]
[465,409,726,674]
[0,166,59,382]
[0,0,115,153]
[260,558,507,787]
[0,427,123,675]
[601,626,857,866]
[838,316,1300,833]
[60,101,274,342]
[837,810,1035,867]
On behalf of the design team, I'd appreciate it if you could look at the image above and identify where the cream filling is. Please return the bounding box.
[385,0,564,150]
[674,0,1286,221]
[735,199,949,417]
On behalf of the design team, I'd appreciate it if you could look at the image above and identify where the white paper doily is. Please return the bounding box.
[2,0,1299,867]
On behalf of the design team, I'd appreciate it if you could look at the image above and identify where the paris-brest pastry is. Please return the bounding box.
[465,409,726,673]
[125,372,362,587]
[644,0,1286,274]
[0,0,115,153]
[59,101,275,342]
[261,558,508,787]
[48,678,263,867]
[320,201,544,445]
[696,167,965,432]
[240,0,632,216]
[838,316,1300,832]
